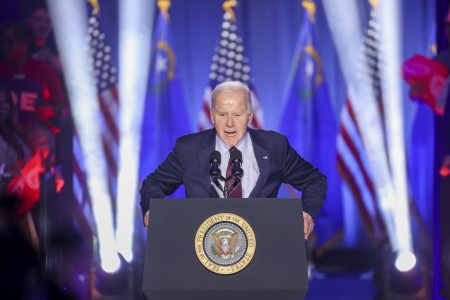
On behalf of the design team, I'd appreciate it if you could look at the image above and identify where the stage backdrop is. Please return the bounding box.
[0,0,437,248]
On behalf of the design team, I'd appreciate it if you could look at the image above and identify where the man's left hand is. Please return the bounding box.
[303,211,314,240]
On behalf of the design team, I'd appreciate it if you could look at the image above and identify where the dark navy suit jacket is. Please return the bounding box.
[140,128,327,219]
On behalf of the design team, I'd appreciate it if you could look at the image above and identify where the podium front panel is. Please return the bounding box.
[143,198,308,300]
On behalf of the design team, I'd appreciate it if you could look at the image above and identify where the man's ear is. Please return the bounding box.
[248,112,254,125]
[210,111,214,125]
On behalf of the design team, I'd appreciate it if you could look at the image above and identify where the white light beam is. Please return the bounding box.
[378,0,412,254]
[116,0,155,262]
[47,0,120,272]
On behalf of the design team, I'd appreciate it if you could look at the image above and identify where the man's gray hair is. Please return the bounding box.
[211,81,253,112]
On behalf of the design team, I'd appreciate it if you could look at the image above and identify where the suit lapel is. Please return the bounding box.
[249,129,270,198]
[198,129,220,197]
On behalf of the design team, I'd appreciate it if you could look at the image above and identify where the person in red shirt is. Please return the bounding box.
[0,84,39,255]
[26,3,62,73]
[0,21,66,108]
[0,21,68,170]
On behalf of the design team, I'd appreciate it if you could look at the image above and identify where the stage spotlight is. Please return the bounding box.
[395,251,416,272]
[389,261,424,295]
[94,254,129,296]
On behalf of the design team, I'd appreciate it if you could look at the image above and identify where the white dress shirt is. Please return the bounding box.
[213,132,260,198]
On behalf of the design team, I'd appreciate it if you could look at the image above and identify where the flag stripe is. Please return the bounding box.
[340,104,376,197]
[337,154,376,239]
[73,136,89,206]
[249,91,262,129]
[73,137,95,234]
[98,93,119,143]
[337,134,376,215]
[72,191,95,234]
[101,137,118,177]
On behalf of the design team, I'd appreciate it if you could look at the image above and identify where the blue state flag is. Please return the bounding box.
[139,5,191,197]
[278,4,342,252]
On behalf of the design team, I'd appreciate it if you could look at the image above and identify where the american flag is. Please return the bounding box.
[198,0,263,130]
[72,6,119,235]
[336,5,386,241]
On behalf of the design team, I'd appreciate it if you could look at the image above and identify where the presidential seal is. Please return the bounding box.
[194,213,256,275]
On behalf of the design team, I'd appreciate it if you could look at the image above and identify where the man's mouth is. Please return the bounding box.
[224,130,237,136]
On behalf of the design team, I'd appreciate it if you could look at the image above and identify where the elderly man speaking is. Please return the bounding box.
[140,81,327,240]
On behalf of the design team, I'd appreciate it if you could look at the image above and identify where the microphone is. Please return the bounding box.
[209,151,225,196]
[209,151,222,181]
[230,149,243,179]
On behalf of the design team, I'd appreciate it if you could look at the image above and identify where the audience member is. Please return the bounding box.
[0,84,39,254]
[26,2,62,73]
[0,21,66,112]
[0,21,67,167]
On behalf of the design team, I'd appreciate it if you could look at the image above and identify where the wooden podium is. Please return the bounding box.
[142,198,309,300]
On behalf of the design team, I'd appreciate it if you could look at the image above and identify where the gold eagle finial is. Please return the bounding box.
[87,0,100,14]
[302,0,316,22]
[223,0,238,23]
[157,0,171,19]
[369,0,379,8]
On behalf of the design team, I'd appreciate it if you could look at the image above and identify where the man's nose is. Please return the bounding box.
[225,116,233,127]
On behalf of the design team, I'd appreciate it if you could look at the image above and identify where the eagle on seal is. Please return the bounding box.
[213,232,238,258]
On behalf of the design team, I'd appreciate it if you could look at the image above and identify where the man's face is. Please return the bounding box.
[28,9,51,41]
[1,29,27,61]
[210,90,253,147]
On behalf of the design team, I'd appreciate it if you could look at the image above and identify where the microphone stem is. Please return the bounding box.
[212,178,224,193]
[223,185,228,198]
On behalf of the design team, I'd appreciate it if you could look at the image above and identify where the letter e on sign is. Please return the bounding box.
[20,92,38,112]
